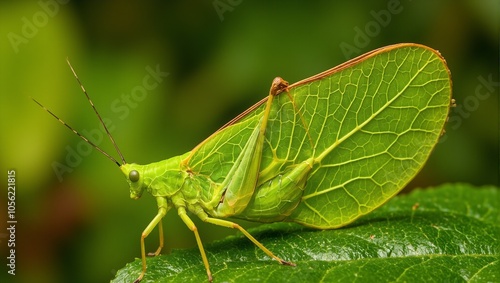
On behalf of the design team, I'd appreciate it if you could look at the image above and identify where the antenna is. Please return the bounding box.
[32,98,121,166]
[32,59,127,166]
[66,59,127,165]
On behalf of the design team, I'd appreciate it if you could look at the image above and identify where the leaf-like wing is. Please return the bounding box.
[286,44,452,227]
[183,43,452,227]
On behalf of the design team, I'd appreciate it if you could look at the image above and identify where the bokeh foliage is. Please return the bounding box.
[0,1,498,282]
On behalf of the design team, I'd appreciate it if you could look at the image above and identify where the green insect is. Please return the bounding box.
[34,43,453,282]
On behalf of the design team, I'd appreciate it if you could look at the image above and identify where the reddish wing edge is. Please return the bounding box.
[185,43,449,160]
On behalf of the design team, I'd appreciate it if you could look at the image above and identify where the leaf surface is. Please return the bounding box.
[112,184,499,283]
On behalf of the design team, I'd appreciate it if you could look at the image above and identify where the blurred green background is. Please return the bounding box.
[0,1,498,282]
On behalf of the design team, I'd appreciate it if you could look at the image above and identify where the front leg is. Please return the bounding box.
[135,197,170,283]
[177,206,213,282]
[147,221,164,256]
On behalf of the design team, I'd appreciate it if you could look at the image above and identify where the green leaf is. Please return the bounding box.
[112,183,499,282]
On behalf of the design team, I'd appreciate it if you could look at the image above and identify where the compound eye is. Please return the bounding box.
[129,170,140,182]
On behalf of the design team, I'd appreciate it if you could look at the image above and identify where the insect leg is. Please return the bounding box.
[198,212,295,266]
[147,221,164,256]
[177,206,213,282]
[135,198,169,283]
[214,78,290,217]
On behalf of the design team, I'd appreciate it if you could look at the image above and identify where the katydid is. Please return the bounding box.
[34,43,453,282]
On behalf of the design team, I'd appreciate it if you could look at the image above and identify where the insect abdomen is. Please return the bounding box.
[237,159,313,222]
